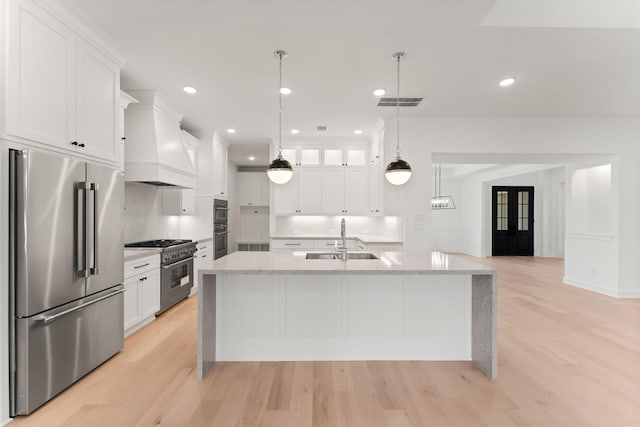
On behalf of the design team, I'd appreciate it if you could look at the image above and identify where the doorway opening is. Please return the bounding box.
[491,186,534,256]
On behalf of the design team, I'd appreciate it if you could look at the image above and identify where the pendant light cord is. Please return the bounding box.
[395,53,401,160]
[278,52,283,158]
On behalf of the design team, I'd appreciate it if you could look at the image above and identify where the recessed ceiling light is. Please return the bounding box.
[280,87,292,95]
[226,128,236,134]
[373,89,386,97]
[183,86,197,94]
[354,129,363,135]
[290,129,299,134]
[498,77,516,87]
[248,156,256,161]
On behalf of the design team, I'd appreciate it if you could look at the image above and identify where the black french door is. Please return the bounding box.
[491,186,534,256]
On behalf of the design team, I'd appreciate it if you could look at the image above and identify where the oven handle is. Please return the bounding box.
[162,256,195,270]
[214,207,229,211]
[214,231,229,235]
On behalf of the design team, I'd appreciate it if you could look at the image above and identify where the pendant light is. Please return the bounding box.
[385,52,412,186]
[267,50,293,184]
[430,164,456,209]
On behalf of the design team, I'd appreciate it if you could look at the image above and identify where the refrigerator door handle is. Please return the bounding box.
[36,288,125,325]
[75,182,90,277]
[89,182,99,276]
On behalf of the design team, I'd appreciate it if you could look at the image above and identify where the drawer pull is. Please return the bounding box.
[134,262,150,269]
[285,243,301,246]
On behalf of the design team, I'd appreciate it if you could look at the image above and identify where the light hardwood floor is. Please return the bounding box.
[10,256,640,426]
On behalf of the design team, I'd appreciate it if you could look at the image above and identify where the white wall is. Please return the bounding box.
[384,116,640,297]
[431,165,566,258]
[124,182,180,243]
[564,159,619,297]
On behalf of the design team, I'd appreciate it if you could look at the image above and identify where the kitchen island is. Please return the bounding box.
[197,251,497,380]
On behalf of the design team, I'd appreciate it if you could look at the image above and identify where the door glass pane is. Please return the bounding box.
[299,149,320,165]
[323,149,343,166]
[518,191,529,231]
[497,191,508,230]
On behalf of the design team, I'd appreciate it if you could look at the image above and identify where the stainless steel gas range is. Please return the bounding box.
[125,239,197,315]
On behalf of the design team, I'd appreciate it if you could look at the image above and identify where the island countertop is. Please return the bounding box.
[204,251,495,275]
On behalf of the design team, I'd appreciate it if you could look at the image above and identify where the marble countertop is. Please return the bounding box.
[124,248,161,262]
[271,235,403,244]
[204,251,494,275]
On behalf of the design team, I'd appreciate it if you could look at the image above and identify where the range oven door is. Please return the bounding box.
[159,256,194,315]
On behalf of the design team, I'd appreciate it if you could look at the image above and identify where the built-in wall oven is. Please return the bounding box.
[214,199,228,259]
[214,198,228,223]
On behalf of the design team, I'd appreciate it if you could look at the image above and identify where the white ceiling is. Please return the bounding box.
[67,0,640,166]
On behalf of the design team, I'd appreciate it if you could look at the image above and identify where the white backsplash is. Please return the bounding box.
[124,182,180,243]
[273,216,403,239]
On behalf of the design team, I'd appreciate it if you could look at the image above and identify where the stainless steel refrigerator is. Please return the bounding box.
[9,149,125,415]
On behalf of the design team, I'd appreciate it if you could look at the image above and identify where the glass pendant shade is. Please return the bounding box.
[267,155,293,184]
[385,157,412,185]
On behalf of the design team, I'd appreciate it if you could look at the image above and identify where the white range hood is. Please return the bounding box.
[124,91,196,188]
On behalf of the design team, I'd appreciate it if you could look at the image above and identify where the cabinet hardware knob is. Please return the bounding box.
[121,137,126,140]
[78,143,85,148]
[71,141,78,146]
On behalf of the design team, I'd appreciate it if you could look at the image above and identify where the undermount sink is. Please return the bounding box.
[305,252,379,260]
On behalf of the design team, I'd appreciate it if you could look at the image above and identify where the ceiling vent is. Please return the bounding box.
[377,97,423,107]
[316,125,328,131]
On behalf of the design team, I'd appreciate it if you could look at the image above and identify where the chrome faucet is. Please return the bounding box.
[335,218,348,261]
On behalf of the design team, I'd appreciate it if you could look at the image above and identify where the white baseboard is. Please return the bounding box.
[617,290,640,299]
[563,276,619,298]
[2,417,13,426]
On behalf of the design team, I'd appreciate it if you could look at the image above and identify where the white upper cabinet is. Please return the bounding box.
[3,0,122,164]
[76,40,120,162]
[213,138,228,198]
[238,172,269,206]
[369,128,384,164]
[321,167,368,215]
[162,188,196,215]
[5,0,76,147]
[274,167,322,215]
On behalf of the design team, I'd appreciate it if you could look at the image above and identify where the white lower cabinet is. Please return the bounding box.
[124,254,160,336]
[193,240,213,293]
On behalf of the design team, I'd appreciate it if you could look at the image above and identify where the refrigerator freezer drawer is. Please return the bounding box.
[12,287,124,415]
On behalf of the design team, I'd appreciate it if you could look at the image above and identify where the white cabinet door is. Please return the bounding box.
[123,275,140,332]
[76,40,119,162]
[368,161,383,215]
[163,188,196,215]
[214,140,228,198]
[321,168,345,214]
[274,170,299,215]
[322,168,367,215]
[344,168,368,215]
[258,174,270,206]
[297,168,322,214]
[238,173,261,206]
[5,0,120,164]
[5,0,76,148]
[138,269,161,320]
